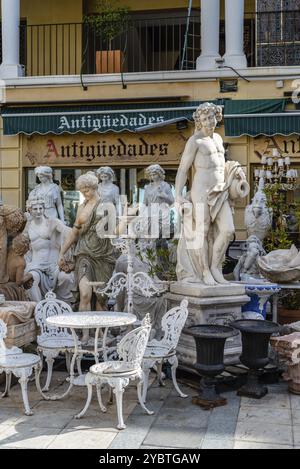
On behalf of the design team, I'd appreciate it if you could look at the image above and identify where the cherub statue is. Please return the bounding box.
[234,235,266,283]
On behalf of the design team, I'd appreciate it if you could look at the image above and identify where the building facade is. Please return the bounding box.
[0,0,300,239]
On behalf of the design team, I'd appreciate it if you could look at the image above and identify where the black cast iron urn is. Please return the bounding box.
[186,324,238,410]
[231,319,279,399]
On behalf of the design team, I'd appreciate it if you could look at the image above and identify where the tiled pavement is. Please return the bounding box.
[0,371,299,449]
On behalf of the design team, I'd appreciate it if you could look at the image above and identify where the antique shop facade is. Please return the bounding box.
[1,0,300,239]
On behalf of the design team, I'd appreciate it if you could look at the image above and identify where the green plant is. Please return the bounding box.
[84,0,130,49]
[138,240,178,282]
[263,183,293,252]
[279,290,300,310]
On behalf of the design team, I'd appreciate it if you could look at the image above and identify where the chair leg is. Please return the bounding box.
[142,364,151,404]
[18,371,33,416]
[96,384,107,413]
[75,376,93,419]
[156,361,165,387]
[137,375,154,416]
[76,355,82,376]
[65,351,71,373]
[43,356,55,392]
[2,372,12,397]
[113,379,127,430]
[168,355,188,398]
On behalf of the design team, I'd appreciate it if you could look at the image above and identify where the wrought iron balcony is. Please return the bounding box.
[16,10,300,77]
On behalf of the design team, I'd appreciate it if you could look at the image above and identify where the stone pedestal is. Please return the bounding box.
[0,301,37,347]
[271,333,300,394]
[167,282,250,370]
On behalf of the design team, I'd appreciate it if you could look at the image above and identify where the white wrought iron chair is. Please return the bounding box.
[142,299,189,403]
[0,319,41,415]
[76,314,153,430]
[34,291,82,392]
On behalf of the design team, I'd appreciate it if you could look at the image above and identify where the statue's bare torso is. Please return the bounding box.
[191,132,225,203]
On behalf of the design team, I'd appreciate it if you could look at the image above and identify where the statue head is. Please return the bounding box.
[96,166,116,183]
[34,166,53,183]
[12,234,30,256]
[193,102,223,132]
[145,164,165,182]
[26,197,46,220]
[76,172,98,200]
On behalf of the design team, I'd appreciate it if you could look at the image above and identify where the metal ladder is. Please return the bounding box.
[180,0,201,70]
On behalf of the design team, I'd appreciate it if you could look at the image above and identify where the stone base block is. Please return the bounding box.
[167,284,250,370]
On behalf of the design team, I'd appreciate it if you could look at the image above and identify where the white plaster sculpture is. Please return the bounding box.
[58,172,116,344]
[28,166,65,222]
[245,178,272,241]
[258,244,300,283]
[175,102,250,285]
[141,164,174,233]
[234,235,266,283]
[96,166,120,213]
[24,197,75,303]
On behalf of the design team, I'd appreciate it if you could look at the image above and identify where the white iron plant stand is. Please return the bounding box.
[76,315,154,430]
[0,319,41,415]
[91,236,163,315]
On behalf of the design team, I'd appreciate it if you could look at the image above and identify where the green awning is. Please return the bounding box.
[1,101,205,136]
[224,99,300,137]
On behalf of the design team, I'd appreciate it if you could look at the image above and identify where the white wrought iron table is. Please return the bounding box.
[36,311,136,401]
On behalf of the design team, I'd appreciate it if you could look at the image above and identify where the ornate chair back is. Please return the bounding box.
[160,299,189,352]
[117,314,151,370]
[34,291,73,343]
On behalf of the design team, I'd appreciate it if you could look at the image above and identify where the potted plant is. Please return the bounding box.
[84,0,130,74]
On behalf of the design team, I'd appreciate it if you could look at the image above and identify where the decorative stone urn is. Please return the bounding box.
[270,332,300,394]
[185,324,238,409]
[231,319,279,398]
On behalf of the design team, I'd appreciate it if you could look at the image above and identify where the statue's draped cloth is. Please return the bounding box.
[74,200,116,301]
[176,161,241,282]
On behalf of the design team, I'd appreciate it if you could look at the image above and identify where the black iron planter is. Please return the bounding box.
[231,319,279,399]
[186,325,238,410]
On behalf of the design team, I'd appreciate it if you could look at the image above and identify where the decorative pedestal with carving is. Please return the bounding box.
[167,283,250,369]
[242,283,280,319]
[271,332,300,394]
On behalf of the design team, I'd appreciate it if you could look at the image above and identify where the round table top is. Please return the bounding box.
[46,311,137,329]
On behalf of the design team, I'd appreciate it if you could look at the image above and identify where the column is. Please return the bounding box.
[222,0,247,69]
[196,0,221,70]
[0,0,24,78]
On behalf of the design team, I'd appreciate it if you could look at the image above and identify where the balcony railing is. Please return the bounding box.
[18,10,300,77]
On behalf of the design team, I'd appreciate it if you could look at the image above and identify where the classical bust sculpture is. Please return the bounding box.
[24,197,74,303]
[175,102,249,285]
[28,166,65,222]
[96,166,120,210]
[245,178,272,241]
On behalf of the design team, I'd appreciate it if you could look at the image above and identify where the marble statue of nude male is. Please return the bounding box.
[175,102,249,286]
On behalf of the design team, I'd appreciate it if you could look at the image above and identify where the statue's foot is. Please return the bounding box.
[203,270,217,286]
[211,268,229,284]
[183,276,202,284]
